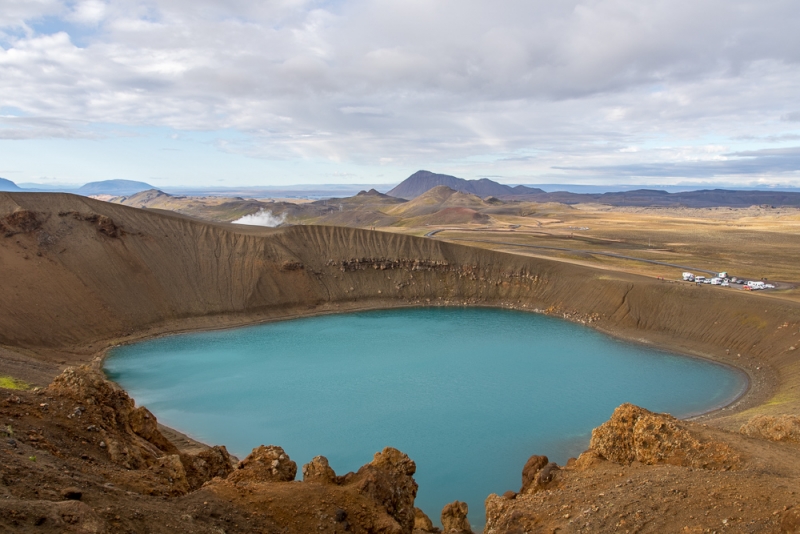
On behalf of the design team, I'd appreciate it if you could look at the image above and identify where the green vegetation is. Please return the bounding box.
[0,375,31,390]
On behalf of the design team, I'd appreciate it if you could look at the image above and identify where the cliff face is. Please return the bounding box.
[2,192,800,423]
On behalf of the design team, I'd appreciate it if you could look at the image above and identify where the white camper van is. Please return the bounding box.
[682,272,695,281]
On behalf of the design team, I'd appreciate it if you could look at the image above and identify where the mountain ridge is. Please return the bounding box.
[0,177,22,191]
[78,179,155,196]
[387,170,545,199]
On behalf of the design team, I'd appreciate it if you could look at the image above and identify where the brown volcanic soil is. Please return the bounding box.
[2,191,800,532]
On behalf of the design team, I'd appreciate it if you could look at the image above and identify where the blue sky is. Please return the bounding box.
[2,0,800,188]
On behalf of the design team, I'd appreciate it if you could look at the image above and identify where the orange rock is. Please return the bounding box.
[740,414,800,443]
[590,403,741,470]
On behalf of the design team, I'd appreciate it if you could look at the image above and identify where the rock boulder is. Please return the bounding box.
[441,501,472,534]
[228,445,297,484]
[302,455,338,484]
[740,414,800,443]
[590,403,740,470]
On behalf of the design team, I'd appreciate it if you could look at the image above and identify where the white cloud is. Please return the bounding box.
[67,0,108,24]
[0,0,64,29]
[1,0,800,183]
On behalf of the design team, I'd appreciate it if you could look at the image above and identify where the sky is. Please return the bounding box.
[1,0,800,188]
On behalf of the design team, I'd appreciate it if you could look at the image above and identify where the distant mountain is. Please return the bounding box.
[78,180,155,196]
[0,178,22,192]
[387,171,544,199]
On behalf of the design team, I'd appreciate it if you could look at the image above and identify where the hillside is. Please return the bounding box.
[387,186,490,218]
[387,170,544,199]
[0,177,22,191]
[114,188,176,208]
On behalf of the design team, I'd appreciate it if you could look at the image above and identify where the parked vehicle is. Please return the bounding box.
[718,271,728,279]
[711,278,722,285]
[765,283,776,289]
[682,272,695,281]
[695,276,706,283]
[721,280,730,287]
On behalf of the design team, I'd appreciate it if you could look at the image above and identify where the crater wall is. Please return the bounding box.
[2,192,799,425]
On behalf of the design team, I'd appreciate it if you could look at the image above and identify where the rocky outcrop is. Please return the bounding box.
[3,367,429,533]
[350,447,419,533]
[520,454,561,493]
[228,445,297,484]
[484,404,798,533]
[181,446,234,489]
[441,501,473,534]
[413,507,440,533]
[520,454,548,492]
[740,414,800,443]
[129,406,178,455]
[1,209,41,236]
[302,455,337,484]
[45,366,233,492]
[48,366,168,470]
[57,211,123,238]
[590,403,741,470]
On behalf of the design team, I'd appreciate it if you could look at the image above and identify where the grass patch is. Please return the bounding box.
[0,375,31,390]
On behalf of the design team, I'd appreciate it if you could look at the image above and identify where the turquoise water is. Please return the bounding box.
[105,308,745,527]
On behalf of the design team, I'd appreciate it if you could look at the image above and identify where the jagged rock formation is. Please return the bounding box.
[413,507,440,533]
[228,445,297,484]
[302,455,338,484]
[589,403,741,470]
[440,501,473,533]
[349,447,419,532]
[520,455,561,494]
[45,366,235,494]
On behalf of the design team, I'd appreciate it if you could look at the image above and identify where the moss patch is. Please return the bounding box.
[0,375,31,390]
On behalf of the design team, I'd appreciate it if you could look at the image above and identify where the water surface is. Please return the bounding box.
[105,308,745,527]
